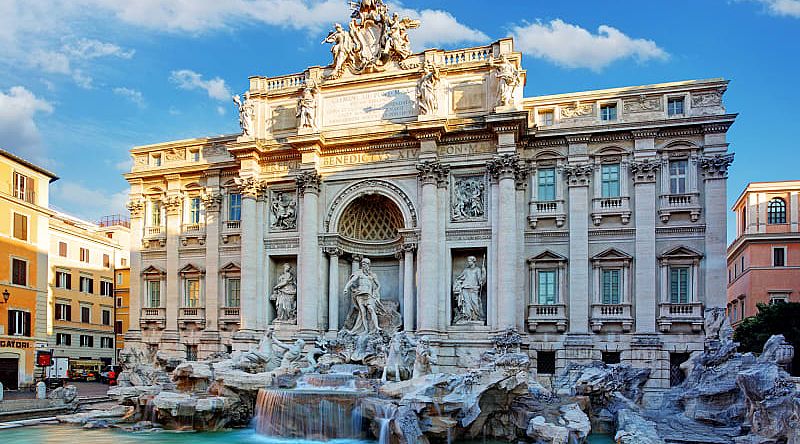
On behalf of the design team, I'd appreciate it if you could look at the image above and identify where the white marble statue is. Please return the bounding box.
[232,92,253,136]
[417,62,440,116]
[271,264,297,322]
[452,177,485,220]
[344,257,383,334]
[323,23,354,79]
[271,192,297,230]
[271,337,307,371]
[412,336,436,379]
[453,255,487,324]
[490,55,521,107]
[296,84,318,129]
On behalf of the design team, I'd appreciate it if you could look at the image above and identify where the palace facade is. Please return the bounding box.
[124,30,736,397]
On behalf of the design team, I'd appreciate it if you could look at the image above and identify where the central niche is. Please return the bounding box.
[338,194,404,241]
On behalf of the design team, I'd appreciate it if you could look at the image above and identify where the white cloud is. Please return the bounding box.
[511,19,668,71]
[114,157,133,172]
[113,87,145,108]
[29,50,72,75]
[393,7,489,51]
[0,86,54,161]
[753,0,800,17]
[216,106,226,116]
[71,70,94,89]
[51,181,129,221]
[170,69,232,101]
[64,38,135,60]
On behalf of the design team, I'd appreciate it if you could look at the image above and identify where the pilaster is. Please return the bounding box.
[297,170,322,335]
[324,247,342,333]
[563,161,592,334]
[200,182,222,345]
[232,175,264,349]
[415,159,448,334]
[630,156,661,334]
[125,197,145,341]
[700,153,734,309]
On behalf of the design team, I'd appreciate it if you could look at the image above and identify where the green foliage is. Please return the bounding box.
[734,302,800,375]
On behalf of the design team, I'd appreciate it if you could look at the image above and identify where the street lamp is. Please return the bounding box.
[2,289,9,303]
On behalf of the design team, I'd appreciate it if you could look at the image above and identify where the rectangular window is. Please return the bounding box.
[121,258,127,266]
[184,279,200,307]
[150,201,161,226]
[100,337,113,348]
[115,320,123,334]
[100,281,113,296]
[538,110,554,126]
[602,352,621,365]
[191,150,200,162]
[11,258,27,286]
[601,269,621,304]
[740,256,745,272]
[186,345,198,361]
[228,193,242,221]
[117,297,123,307]
[102,310,111,326]
[226,278,241,307]
[152,154,161,166]
[80,276,94,293]
[601,164,620,198]
[536,270,557,305]
[669,160,688,194]
[8,310,31,336]
[13,172,34,203]
[116,272,123,285]
[189,197,201,224]
[600,103,617,121]
[773,247,786,267]
[55,303,71,321]
[59,242,68,257]
[670,267,691,303]
[80,247,90,263]
[81,306,91,323]
[667,97,685,116]
[56,333,71,346]
[147,281,161,307]
[103,254,110,268]
[80,335,94,348]
[770,295,789,304]
[537,351,556,375]
[537,168,556,201]
[13,213,27,241]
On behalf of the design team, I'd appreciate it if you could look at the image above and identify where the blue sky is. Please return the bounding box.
[0,0,798,243]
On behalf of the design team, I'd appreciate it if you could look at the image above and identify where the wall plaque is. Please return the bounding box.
[322,87,416,127]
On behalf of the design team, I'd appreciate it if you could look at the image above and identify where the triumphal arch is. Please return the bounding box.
[124,0,735,395]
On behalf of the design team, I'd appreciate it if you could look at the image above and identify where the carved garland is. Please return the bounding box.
[324,179,418,232]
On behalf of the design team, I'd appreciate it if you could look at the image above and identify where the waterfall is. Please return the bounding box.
[374,402,396,444]
[254,388,365,440]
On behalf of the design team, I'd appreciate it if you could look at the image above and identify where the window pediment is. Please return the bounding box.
[142,265,166,277]
[591,248,632,263]
[659,245,703,260]
[528,250,567,265]
[220,262,241,275]
[178,263,205,277]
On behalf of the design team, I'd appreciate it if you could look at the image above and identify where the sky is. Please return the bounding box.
[0,0,799,243]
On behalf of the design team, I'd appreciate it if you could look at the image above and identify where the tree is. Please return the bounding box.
[734,302,800,375]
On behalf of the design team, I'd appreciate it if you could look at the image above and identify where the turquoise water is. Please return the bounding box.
[0,425,615,443]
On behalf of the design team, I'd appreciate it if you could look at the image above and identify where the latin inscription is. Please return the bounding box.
[319,142,495,168]
[323,88,416,127]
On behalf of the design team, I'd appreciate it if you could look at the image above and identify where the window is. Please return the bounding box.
[602,352,621,365]
[226,278,241,307]
[740,256,745,272]
[538,109,554,126]
[191,150,200,162]
[102,310,111,326]
[189,197,201,224]
[770,295,789,304]
[670,267,691,303]
[79,276,94,293]
[667,97,685,116]
[115,321,123,334]
[116,273,123,285]
[186,345,198,361]
[600,164,620,198]
[59,242,68,257]
[601,269,621,304]
[536,270,557,305]
[768,198,787,224]
[670,353,691,386]
[56,333,71,346]
[80,247,90,263]
[773,247,786,267]
[13,213,27,241]
[101,337,114,348]
[147,281,161,307]
[80,335,94,348]
[103,254,110,268]
[228,193,242,221]
[121,258,127,266]
[8,310,31,336]
[55,303,71,321]
[184,279,200,308]
[81,306,91,323]
[536,351,556,375]
[100,281,113,296]
[150,200,162,226]
[152,154,161,166]
[669,160,688,194]
[600,103,617,121]
[117,297,123,307]
[11,258,27,286]
[537,168,556,201]
[13,172,34,203]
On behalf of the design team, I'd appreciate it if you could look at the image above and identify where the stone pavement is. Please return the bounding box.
[1,381,109,401]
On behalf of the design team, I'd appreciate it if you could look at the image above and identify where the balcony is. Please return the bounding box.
[591,196,631,225]
[526,304,568,332]
[140,307,166,329]
[528,200,566,229]
[180,223,206,246]
[221,220,241,244]
[657,302,704,332]
[219,307,241,325]
[590,303,633,332]
[178,307,206,329]
[143,226,166,248]
[658,193,701,223]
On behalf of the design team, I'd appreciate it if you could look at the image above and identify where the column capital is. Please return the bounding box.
[126,198,146,218]
[562,162,593,187]
[235,176,266,199]
[486,153,524,182]
[629,159,661,184]
[200,189,223,212]
[296,170,322,196]
[164,195,183,215]
[323,246,343,257]
[416,160,450,187]
[700,153,734,180]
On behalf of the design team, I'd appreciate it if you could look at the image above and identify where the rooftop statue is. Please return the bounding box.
[232,92,253,136]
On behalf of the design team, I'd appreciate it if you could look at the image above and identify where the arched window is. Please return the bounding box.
[767,198,786,224]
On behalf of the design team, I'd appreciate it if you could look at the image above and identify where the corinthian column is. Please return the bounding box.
[233,176,263,349]
[487,154,522,330]
[163,193,182,336]
[200,187,222,348]
[297,171,322,335]
[701,153,734,309]
[125,198,145,343]
[324,247,342,333]
[563,162,593,334]
[416,160,448,334]
[630,158,660,333]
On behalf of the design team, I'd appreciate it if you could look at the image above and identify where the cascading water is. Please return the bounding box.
[374,403,396,444]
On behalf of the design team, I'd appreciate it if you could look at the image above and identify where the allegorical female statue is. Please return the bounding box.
[232,91,253,136]
[271,263,297,322]
[296,84,318,130]
[417,62,440,116]
[489,54,521,107]
[453,255,487,324]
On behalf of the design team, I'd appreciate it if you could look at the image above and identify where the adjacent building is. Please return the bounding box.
[0,149,57,389]
[124,15,736,401]
[114,266,130,362]
[727,181,800,326]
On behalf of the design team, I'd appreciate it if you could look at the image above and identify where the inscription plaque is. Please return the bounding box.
[323,87,416,127]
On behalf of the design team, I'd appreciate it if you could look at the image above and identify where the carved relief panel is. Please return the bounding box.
[450,175,487,222]
[270,190,298,231]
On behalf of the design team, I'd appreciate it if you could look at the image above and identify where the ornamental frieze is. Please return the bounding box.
[623,96,663,113]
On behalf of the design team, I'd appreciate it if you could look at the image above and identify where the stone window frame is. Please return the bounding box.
[772,245,787,267]
[527,250,568,306]
[141,265,166,308]
[658,246,703,305]
[590,248,633,306]
[528,153,565,202]
[598,99,620,122]
[220,262,242,308]
[767,197,787,225]
[179,263,205,308]
[591,148,629,200]
[183,182,205,226]
[666,93,688,118]
[536,107,555,126]
[658,143,700,196]
[223,179,243,223]
[143,187,166,228]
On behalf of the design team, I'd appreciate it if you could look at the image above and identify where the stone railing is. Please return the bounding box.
[140,308,166,328]
[223,220,241,230]
[658,301,704,332]
[658,193,701,222]
[145,226,164,236]
[590,303,633,332]
[591,196,631,225]
[443,45,492,67]
[178,307,206,329]
[182,223,205,233]
[219,307,241,324]
[266,73,306,93]
[526,303,567,332]
[528,199,566,228]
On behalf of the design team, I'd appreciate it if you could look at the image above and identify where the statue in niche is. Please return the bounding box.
[296,83,318,130]
[271,192,297,230]
[452,255,487,324]
[271,264,297,322]
[417,62,440,116]
[232,91,253,136]
[451,177,485,221]
[344,257,383,334]
[489,54,521,107]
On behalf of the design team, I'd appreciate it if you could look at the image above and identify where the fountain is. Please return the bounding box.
[254,388,365,440]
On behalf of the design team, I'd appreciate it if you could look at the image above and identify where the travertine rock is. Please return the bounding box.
[614,409,664,444]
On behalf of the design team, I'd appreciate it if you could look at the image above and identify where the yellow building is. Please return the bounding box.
[114,267,130,360]
[49,213,129,366]
[0,149,57,390]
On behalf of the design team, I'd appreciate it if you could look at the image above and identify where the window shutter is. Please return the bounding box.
[66,274,72,290]
[66,305,72,321]
[66,334,72,346]
[8,311,16,335]
[24,312,31,337]
[89,278,94,294]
